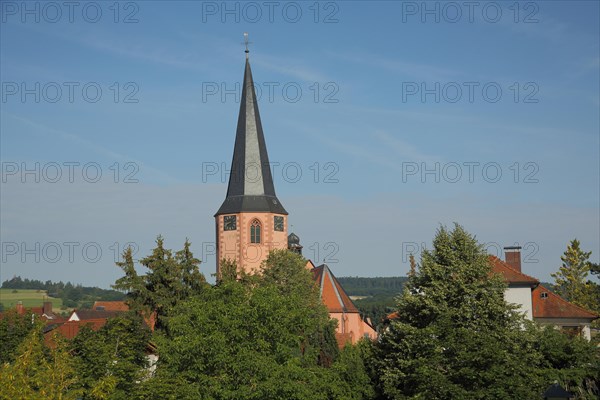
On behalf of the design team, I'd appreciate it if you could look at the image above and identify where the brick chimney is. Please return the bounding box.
[16,301,24,315]
[504,246,522,272]
[43,301,53,315]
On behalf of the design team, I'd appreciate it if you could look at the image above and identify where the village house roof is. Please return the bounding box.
[1,301,63,322]
[93,301,129,312]
[70,309,124,320]
[45,318,108,340]
[312,264,359,314]
[532,285,598,320]
[489,255,539,286]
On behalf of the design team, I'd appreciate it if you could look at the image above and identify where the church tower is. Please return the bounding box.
[214,38,288,277]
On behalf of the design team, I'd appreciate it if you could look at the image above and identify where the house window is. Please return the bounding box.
[561,326,581,338]
[250,220,261,243]
[540,292,548,299]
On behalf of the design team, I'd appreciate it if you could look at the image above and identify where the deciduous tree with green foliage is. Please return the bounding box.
[137,249,368,399]
[0,308,34,364]
[70,313,152,399]
[0,322,81,400]
[534,324,599,399]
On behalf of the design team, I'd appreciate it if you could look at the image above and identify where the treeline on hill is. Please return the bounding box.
[1,276,125,309]
[337,277,407,328]
[336,276,407,297]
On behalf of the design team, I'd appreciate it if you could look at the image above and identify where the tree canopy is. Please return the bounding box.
[112,237,207,330]
[370,224,599,399]
[552,239,598,316]
[138,249,371,399]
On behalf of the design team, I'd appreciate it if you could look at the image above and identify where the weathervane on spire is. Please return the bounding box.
[243,32,252,59]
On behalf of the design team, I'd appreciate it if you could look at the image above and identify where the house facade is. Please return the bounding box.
[491,247,597,340]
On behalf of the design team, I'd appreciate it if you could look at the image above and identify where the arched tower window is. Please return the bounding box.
[250,219,261,244]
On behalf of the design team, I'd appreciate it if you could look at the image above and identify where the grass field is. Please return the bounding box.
[0,289,62,310]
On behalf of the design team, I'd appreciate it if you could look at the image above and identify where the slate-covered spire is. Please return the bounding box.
[215,51,287,216]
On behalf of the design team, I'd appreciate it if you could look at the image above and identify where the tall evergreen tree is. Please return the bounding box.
[112,237,207,330]
[374,224,543,399]
[552,239,595,310]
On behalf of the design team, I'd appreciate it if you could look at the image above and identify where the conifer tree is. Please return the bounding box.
[374,224,543,399]
[552,239,595,310]
[113,236,207,330]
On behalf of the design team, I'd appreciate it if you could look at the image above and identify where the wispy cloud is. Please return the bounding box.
[327,51,460,81]
[371,130,441,164]
[296,123,440,172]
[3,113,179,184]
[252,54,329,82]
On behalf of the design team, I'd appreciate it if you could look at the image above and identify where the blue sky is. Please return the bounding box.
[1,1,599,288]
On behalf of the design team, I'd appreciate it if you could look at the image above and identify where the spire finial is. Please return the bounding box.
[243,32,251,59]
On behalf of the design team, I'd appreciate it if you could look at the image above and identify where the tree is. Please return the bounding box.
[0,322,82,400]
[331,341,376,400]
[586,262,600,333]
[260,249,340,367]
[113,237,207,330]
[552,239,596,310]
[140,250,358,399]
[70,313,152,399]
[373,224,544,399]
[0,309,35,363]
[534,324,599,400]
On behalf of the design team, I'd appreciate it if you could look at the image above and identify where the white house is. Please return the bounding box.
[491,247,598,341]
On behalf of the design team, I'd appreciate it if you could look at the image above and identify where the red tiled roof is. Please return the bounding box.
[93,301,129,312]
[44,319,108,343]
[312,264,359,314]
[71,309,124,320]
[532,285,598,320]
[489,256,539,286]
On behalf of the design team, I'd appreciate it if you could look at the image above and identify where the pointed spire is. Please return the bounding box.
[215,43,287,216]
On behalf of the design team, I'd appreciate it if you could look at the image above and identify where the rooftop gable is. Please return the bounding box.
[489,255,539,286]
[312,264,359,313]
[93,301,129,312]
[532,285,598,320]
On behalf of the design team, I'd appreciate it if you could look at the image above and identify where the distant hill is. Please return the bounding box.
[1,276,125,311]
[337,276,407,328]
[0,289,62,311]
[337,276,407,297]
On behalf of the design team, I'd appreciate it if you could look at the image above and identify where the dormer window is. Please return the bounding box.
[540,292,548,299]
[250,219,261,243]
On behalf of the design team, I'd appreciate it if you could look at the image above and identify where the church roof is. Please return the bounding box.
[312,264,359,313]
[532,285,598,320]
[288,232,300,245]
[216,55,287,216]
